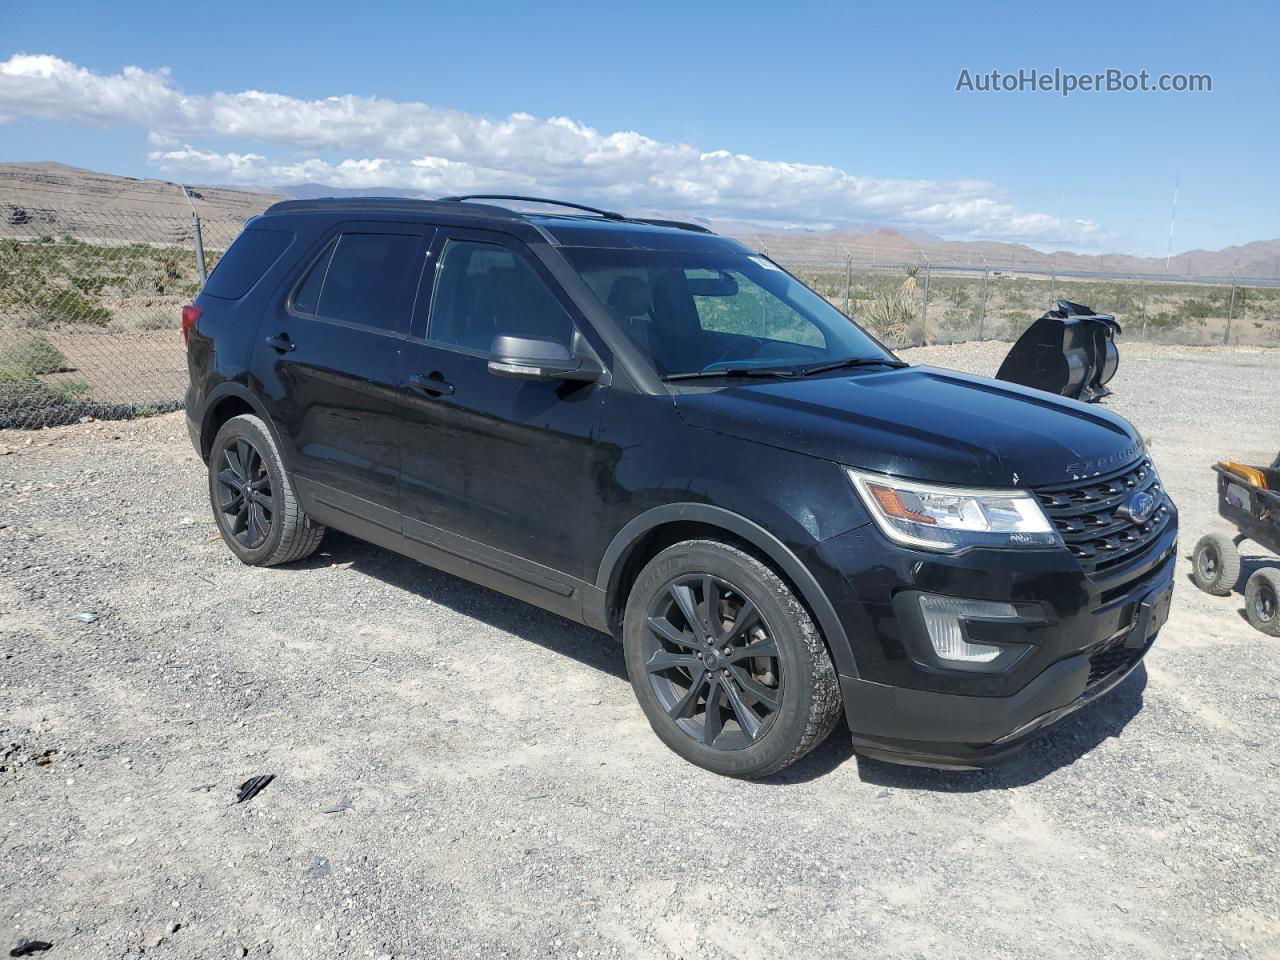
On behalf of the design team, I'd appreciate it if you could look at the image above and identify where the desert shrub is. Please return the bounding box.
[1183,299,1214,319]
[0,334,70,377]
[35,289,112,326]
[0,369,88,409]
[138,310,178,331]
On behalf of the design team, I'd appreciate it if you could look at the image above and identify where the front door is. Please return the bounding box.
[395,228,609,616]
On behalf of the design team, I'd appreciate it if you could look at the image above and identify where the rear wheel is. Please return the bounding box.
[208,414,325,566]
[622,540,842,778]
[1244,568,1280,637]
[1192,533,1240,596]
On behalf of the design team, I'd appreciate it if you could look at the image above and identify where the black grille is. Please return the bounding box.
[1086,639,1142,686]
[1035,458,1172,575]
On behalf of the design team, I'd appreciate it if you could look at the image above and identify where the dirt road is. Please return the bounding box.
[1,342,1277,959]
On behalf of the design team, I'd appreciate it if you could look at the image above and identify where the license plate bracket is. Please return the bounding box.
[1127,583,1173,649]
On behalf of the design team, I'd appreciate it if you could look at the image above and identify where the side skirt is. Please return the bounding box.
[295,476,598,627]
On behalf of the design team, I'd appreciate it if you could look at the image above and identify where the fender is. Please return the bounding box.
[195,381,295,473]
[593,503,858,678]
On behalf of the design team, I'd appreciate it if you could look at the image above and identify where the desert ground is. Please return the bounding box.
[1,341,1278,959]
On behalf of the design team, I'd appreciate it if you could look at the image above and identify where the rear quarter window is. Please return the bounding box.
[203,228,295,300]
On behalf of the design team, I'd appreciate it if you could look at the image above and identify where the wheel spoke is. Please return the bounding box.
[248,501,268,544]
[669,583,707,644]
[231,502,249,536]
[236,440,254,478]
[720,676,762,740]
[726,633,776,663]
[647,616,701,651]
[722,600,760,646]
[222,447,245,482]
[646,650,701,674]
[667,669,708,721]
[702,677,725,745]
[727,664,780,713]
[701,576,722,641]
[217,468,241,494]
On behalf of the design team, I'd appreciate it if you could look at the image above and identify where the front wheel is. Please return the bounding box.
[622,540,842,778]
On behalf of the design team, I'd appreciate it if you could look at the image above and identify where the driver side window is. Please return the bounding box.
[428,239,573,353]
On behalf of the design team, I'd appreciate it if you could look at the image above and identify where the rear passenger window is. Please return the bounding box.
[312,232,421,332]
[291,242,333,315]
[203,228,293,300]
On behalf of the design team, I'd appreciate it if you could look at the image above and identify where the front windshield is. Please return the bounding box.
[562,247,896,378]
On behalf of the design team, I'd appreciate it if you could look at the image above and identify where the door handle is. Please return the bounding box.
[264,333,296,353]
[407,373,455,397]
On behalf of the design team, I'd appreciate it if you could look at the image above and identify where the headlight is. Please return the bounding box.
[846,468,1059,552]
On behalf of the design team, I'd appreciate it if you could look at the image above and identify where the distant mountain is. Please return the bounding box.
[1,161,1276,279]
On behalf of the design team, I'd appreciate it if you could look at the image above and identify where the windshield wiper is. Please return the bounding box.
[661,365,802,382]
[796,357,908,376]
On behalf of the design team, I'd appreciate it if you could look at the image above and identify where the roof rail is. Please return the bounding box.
[630,217,713,234]
[438,194,626,221]
[262,196,523,221]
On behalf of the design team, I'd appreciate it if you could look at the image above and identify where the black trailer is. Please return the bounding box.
[1191,453,1280,635]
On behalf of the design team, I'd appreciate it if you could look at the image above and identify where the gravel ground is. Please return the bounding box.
[1,341,1278,960]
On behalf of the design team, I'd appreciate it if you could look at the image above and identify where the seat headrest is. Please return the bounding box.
[606,275,653,317]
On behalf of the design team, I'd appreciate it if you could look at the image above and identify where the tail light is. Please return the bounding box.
[181,304,203,345]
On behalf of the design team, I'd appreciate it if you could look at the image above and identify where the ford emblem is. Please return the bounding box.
[1121,491,1157,524]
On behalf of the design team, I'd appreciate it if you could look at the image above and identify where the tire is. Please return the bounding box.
[622,540,842,778]
[207,414,325,566]
[1191,532,1240,596]
[1244,568,1280,637]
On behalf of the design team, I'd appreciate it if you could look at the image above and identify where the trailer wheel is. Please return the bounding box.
[1244,568,1280,637]
[1192,533,1241,596]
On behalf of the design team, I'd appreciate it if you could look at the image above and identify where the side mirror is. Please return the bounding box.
[487,335,603,382]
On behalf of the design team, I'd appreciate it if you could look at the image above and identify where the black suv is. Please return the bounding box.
[184,195,1177,777]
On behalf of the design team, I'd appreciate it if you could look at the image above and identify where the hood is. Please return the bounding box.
[674,365,1142,489]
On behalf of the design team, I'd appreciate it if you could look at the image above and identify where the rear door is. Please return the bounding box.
[253,221,432,533]
[394,228,609,614]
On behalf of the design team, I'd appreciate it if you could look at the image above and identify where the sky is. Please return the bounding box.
[0,0,1275,256]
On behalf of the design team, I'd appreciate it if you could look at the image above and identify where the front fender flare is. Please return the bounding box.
[594,503,858,678]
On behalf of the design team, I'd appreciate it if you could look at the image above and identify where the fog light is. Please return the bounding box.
[918,595,1020,664]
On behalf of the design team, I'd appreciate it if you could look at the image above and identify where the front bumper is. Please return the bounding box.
[803,508,1178,768]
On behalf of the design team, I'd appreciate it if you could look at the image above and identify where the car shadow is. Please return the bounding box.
[291,530,629,681]
[287,532,1148,790]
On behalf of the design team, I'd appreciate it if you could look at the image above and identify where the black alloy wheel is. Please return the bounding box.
[642,573,782,750]
[206,413,326,567]
[215,436,275,550]
[623,540,842,778]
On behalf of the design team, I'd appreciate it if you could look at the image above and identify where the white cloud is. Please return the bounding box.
[0,53,1103,245]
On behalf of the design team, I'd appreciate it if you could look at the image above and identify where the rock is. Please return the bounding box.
[302,856,331,881]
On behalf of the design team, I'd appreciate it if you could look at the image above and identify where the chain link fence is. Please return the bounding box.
[1,203,1278,429]
[0,208,244,428]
